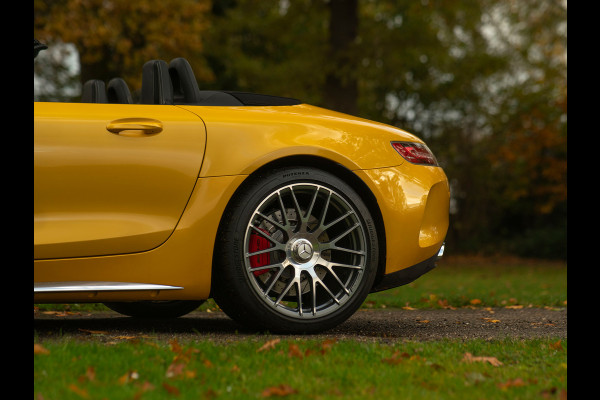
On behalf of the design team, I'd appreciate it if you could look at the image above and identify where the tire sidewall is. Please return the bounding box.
[215,166,379,333]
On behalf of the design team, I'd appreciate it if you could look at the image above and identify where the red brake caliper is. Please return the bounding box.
[249,229,272,276]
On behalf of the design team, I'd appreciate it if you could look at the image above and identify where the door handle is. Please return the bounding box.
[106,118,163,136]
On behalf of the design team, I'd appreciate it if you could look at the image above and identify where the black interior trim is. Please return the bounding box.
[224,91,302,106]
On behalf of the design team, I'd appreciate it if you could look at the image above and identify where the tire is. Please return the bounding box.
[103,300,205,318]
[212,166,379,333]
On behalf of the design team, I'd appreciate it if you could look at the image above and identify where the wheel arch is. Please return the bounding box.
[210,154,387,295]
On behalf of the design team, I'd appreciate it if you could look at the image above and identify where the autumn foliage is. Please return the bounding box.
[33,0,566,259]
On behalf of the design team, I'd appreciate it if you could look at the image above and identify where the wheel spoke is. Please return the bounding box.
[320,242,366,256]
[305,186,320,224]
[323,210,353,230]
[318,190,332,229]
[329,223,360,245]
[322,265,351,295]
[250,262,284,273]
[275,271,300,306]
[248,225,278,244]
[264,266,286,295]
[244,182,369,320]
[296,280,303,316]
[310,278,318,315]
[326,261,364,270]
[255,211,287,232]
[276,190,290,228]
[317,278,340,305]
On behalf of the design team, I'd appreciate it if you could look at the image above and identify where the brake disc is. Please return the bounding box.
[253,208,328,297]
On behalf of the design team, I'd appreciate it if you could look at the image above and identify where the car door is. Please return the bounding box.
[34,102,206,259]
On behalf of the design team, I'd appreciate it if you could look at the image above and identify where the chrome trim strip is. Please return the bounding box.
[34,281,183,293]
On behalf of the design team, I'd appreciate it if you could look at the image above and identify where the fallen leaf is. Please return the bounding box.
[470,299,482,305]
[78,366,96,383]
[540,388,567,400]
[261,384,298,397]
[162,382,181,396]
[549,340,563,351]
[169,339,199,363]
[42,310,81,316]
[257,339,281,353]
[483,318,501,323]
[34,344,50,355]
[68,384,89,398]
[417,319,430,323]
[497,377,526,389]
[382,351,406,365]
[437,299,456,309]
[133,381,156,398]
[319,338,337,354]
[78,328,109,335]
[118,370,139,385]
[170,339,183,353]
[166,362,186,378]
[288,343,303,359]
[462,352,503,367]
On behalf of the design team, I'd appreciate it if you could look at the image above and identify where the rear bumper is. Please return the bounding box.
[355,164,449,276]
[370,243,444,293]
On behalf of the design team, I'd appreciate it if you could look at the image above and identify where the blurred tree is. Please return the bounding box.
[202,0,328,103]
[323,0,359,115]
[33,0,566,258]
[34,0,213,99]
[205,0,567,258]
[482,0,567,258]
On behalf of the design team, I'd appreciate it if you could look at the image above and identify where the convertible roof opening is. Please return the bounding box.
[34,39,300,107]
[146,58,302,107]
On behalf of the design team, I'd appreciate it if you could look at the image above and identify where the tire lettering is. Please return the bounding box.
[282,171,309,178]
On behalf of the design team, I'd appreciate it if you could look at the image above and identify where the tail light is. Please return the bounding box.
[391,141,438,166]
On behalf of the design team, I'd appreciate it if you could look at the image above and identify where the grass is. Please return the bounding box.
[364,256,567,310]
[34,337,566,399]
[34,257,567,399]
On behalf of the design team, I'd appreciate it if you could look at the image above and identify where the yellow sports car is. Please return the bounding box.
[34,51,449,333]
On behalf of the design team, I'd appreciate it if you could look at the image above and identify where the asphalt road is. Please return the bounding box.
[34,307,566,343]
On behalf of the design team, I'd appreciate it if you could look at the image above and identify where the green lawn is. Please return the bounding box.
[34,337,566,399]
[34,257,567,399]
[365,256,567,310]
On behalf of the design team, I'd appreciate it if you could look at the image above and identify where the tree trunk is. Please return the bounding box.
[323,0,358,116]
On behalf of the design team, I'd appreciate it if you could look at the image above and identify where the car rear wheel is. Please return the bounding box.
[212,167,379,333]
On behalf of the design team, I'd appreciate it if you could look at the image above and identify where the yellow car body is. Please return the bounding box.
[34,56,449,333]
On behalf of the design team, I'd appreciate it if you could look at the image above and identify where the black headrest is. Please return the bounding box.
[81,80,108,103]
[141,60,173,105]
[169,58,202,104]
[107,78,133,104]
[34,39,47,58]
